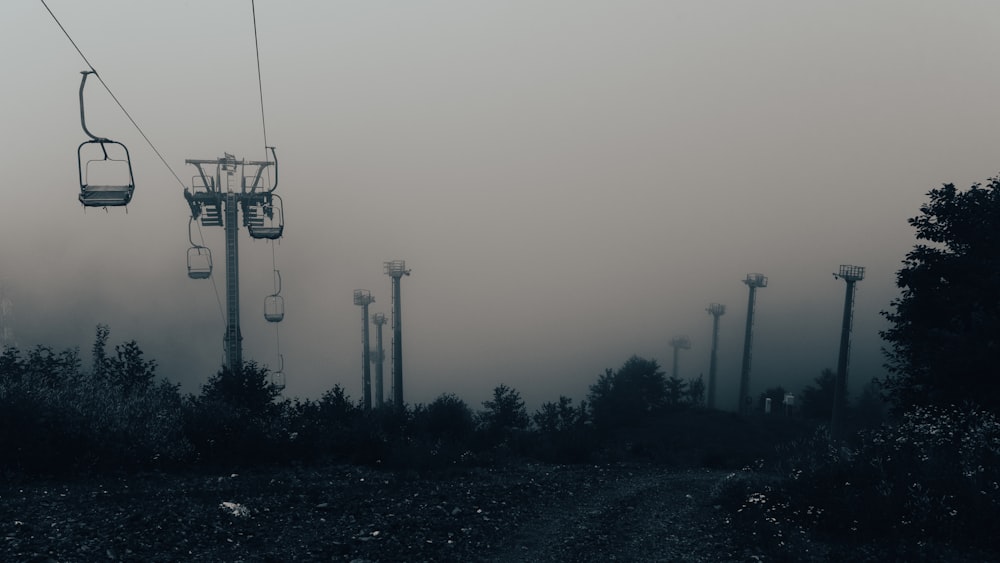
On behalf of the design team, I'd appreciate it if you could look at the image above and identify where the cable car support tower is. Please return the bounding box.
[184,148,283,370]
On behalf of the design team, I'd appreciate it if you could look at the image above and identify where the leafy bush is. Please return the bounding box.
[588,356,667,431]
[183,361,285,465]
[531,396,592,463]
[0,332,190,472]
[723,404,1000,556]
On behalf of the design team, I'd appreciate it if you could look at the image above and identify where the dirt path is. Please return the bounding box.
[486,466,734,562]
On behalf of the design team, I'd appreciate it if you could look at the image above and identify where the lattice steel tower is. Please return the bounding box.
[371,312,388,408]
[384,260,411,408]
[184,149,282,370]
[706,303,726,409]
[354,289,375,410]
[831,265,864,441]
[738,273,767,414]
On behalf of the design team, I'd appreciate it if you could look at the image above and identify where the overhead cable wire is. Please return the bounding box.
[196,220,228,326]
[253,0,282,375]
[41,0,188,191]
[251,0,270,159]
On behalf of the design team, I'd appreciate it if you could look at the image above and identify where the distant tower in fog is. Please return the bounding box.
[738,273,767,415]
[384,260,411,409]
[669,336,691,380]
[705,303,726,409]
[371,313,388,407]
[0,283,14,351]
[353,289,375,410]
[831,265,864,442]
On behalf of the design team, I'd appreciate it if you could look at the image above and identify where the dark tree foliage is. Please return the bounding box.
[881,180,1000,412]
[587,356,666,430]
[0,328,188,472]
[477,384,529,446]
[199,361,283,421]
[665,374,688,406]
[532,396,592,463]
[799,369,836,420]
[92,324,158,394]
[420,393,475,442]
[184,361,284,463]
[686,375,706,406]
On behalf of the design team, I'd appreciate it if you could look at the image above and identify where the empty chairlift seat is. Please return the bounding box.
[247,195,284,240]
[264,293,284,322]
[76,71,134,208]
[187,246,213,279]
[78,140,135,207]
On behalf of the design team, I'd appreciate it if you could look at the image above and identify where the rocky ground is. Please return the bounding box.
[1,462,739,562]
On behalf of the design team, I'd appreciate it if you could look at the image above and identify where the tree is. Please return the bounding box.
[686,375,706,406]
[533,395,588,434]
[477,384,529,446]
[422,393,475,442]
[800,369,836,420]
[881,180,1000,412]
[199,361,282,421]
[587,356,667,430]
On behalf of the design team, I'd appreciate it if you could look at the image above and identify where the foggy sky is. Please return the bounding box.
[4,1,1000,412]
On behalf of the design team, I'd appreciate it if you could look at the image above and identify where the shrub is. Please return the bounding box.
[727,404,1000,555]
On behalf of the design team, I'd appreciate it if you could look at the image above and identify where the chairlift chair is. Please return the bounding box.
[271,355,285,391]
[248,194,284,240]
[264,269,284,322]
[77,71,134,207]
[186,218,213,279]
[187,246,213,279]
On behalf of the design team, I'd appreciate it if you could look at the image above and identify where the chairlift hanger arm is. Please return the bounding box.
[79,70,108,142]
[244,147,278,192]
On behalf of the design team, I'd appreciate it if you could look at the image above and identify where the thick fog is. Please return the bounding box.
[4,1,1000,411]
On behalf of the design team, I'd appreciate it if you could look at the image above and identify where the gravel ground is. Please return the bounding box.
[1,463,737,562]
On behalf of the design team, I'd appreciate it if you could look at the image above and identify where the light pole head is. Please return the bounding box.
[706,303,726,317]
[353,289,374,306]
[833,265,865,282]
[384,260,411,278]
[670,336,692,350]
[744,273,768,288]
[372,312,388,326]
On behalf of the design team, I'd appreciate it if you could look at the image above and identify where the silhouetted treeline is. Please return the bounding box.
[0,329,832,475]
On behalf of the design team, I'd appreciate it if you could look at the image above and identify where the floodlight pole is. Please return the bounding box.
[706,303,726,409]
[384,260,411,408]
[669,336,691,380]
[831,265,864,442]
[354,289,375,410]
[371,313,388,407]
[738,273,767,415]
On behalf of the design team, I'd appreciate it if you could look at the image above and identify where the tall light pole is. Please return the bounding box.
[669,336,691,380]
[354,289,375,410]
[738,273,767,415]
[706,303,726,409]
[371,313,388,407]
[384,260,411,408]
[831,265,864,442]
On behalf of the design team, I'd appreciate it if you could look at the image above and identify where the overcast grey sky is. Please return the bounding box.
[4,1,1000,412]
